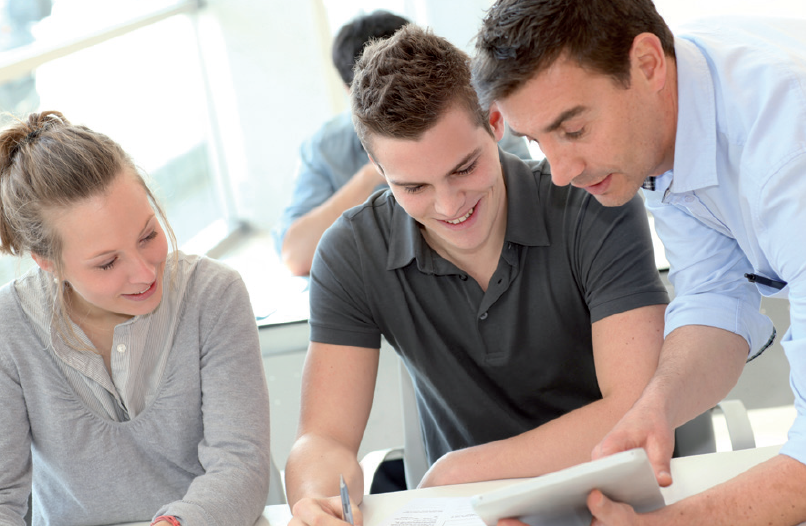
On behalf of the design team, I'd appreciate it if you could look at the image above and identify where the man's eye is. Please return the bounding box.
[565,127,585,139]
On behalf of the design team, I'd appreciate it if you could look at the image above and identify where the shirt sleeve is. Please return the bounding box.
[155,267,272,525]
[271,136,340,254]
[308,214,383,350]
[645,190,774,358]
[755,154,806,465]
[570,192,670,323]
[0,340,32,525]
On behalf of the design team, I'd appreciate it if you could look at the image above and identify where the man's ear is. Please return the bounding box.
[31,253,55,273]
[488,103,506,142]
[630,32,668,91]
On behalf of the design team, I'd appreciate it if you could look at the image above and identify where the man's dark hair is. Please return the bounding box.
[472,0,675,108]
[351,24,492,156]
[332,10,410,87]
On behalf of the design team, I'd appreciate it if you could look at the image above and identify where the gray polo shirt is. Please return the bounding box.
[310,151,669,464]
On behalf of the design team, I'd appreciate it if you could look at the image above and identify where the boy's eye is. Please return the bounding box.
[404,185,424,194]
[456,160,478,176]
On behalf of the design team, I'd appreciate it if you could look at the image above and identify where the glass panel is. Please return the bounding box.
[0,9,226,286]
[0,0,188,53]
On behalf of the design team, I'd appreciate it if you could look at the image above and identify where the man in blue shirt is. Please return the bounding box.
[273,10,530,276]
[473,1,806,525]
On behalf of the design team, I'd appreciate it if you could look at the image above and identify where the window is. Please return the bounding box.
[0,0,235,285]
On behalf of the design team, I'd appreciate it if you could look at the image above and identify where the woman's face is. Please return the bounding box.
[36,171,169,322]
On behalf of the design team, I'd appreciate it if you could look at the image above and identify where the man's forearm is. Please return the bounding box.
[420,392,645,487]
[285,433,365,507]
[644,325,748,431]
[625,455,806,526]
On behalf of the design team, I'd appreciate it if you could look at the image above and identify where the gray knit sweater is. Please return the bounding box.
[0,254,272,526]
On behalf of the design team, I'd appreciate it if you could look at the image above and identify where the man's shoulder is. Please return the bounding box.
[322,190,399,246]
[676,16,806,74]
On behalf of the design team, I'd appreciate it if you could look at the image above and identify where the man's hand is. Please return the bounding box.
[587,489,645,526]
[591,399,675,488]
[492,492,647,526]
[290,495,363,526]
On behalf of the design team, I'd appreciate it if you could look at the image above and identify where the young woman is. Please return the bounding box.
[0,111,272,526]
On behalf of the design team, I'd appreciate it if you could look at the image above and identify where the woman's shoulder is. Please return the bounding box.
[2,267,50,318]
[173,252,244,301]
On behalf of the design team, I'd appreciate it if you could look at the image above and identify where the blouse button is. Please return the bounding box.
[116,344,126,353]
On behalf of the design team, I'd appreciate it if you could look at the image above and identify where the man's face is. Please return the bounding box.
[497,55,671,207]
[369,105,507,259]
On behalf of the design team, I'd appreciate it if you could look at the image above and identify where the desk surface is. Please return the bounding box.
[261,445,781,526]
[115,445,781,526]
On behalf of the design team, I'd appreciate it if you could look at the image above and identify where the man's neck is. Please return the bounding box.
[657,56,679,176]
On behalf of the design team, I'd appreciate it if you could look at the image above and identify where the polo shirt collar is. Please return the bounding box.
[385,149,549,272]
[671,36,718,193]
[500,151,550,248]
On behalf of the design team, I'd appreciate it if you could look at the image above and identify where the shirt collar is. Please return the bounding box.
[385,149,550,271]
[671,36,719,192]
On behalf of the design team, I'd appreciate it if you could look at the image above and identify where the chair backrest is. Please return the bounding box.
[398,359,429,489]
[674,399,755,457]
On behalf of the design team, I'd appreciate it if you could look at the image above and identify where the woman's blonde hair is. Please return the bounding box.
[0,110,178,350]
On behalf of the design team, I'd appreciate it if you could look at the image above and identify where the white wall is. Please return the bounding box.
[199,0,340,231]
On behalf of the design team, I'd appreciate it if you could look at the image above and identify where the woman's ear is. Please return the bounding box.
[31,253,55,273]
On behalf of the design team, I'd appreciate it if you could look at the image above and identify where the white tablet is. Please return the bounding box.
[470,448,665,526]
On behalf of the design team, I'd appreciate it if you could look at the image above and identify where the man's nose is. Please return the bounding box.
[543,142,585,187]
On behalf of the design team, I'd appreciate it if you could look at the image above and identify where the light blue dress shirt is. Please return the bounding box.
[644,16,806,464]
[272,110,532,253]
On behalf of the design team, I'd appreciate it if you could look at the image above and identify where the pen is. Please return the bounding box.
[340,474,355,526]
[745,273,787,290]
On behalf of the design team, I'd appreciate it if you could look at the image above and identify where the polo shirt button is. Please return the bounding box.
[116,344,126,353]
[459,275,468,281]
[480,312,488,320]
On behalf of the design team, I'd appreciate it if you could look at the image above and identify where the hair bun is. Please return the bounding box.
[0,110,69,175]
